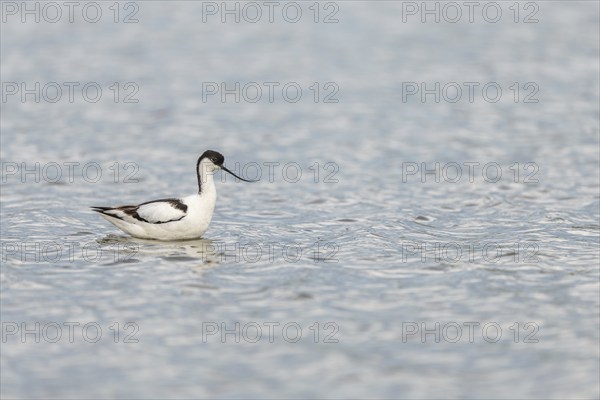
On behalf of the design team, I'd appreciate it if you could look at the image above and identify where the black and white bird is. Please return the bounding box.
[92,150,255,240]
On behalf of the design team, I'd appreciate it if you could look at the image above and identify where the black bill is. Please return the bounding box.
[222,166,257,182]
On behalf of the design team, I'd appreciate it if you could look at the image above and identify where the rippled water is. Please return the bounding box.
[1,1,599,399]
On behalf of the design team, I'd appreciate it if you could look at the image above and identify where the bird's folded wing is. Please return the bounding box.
[134,199,187,224]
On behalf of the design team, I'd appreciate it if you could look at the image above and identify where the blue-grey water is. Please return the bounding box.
[1,1,599,399]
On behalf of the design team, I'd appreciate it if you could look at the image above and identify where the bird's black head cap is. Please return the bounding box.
[200,150,224,166]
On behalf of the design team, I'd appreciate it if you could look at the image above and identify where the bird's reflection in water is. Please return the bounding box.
[96,234,222,267]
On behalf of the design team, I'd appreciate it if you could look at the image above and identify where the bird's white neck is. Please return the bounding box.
[196,158,217,194]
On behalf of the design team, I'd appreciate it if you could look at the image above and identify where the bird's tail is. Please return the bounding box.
[91,207,112,212]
